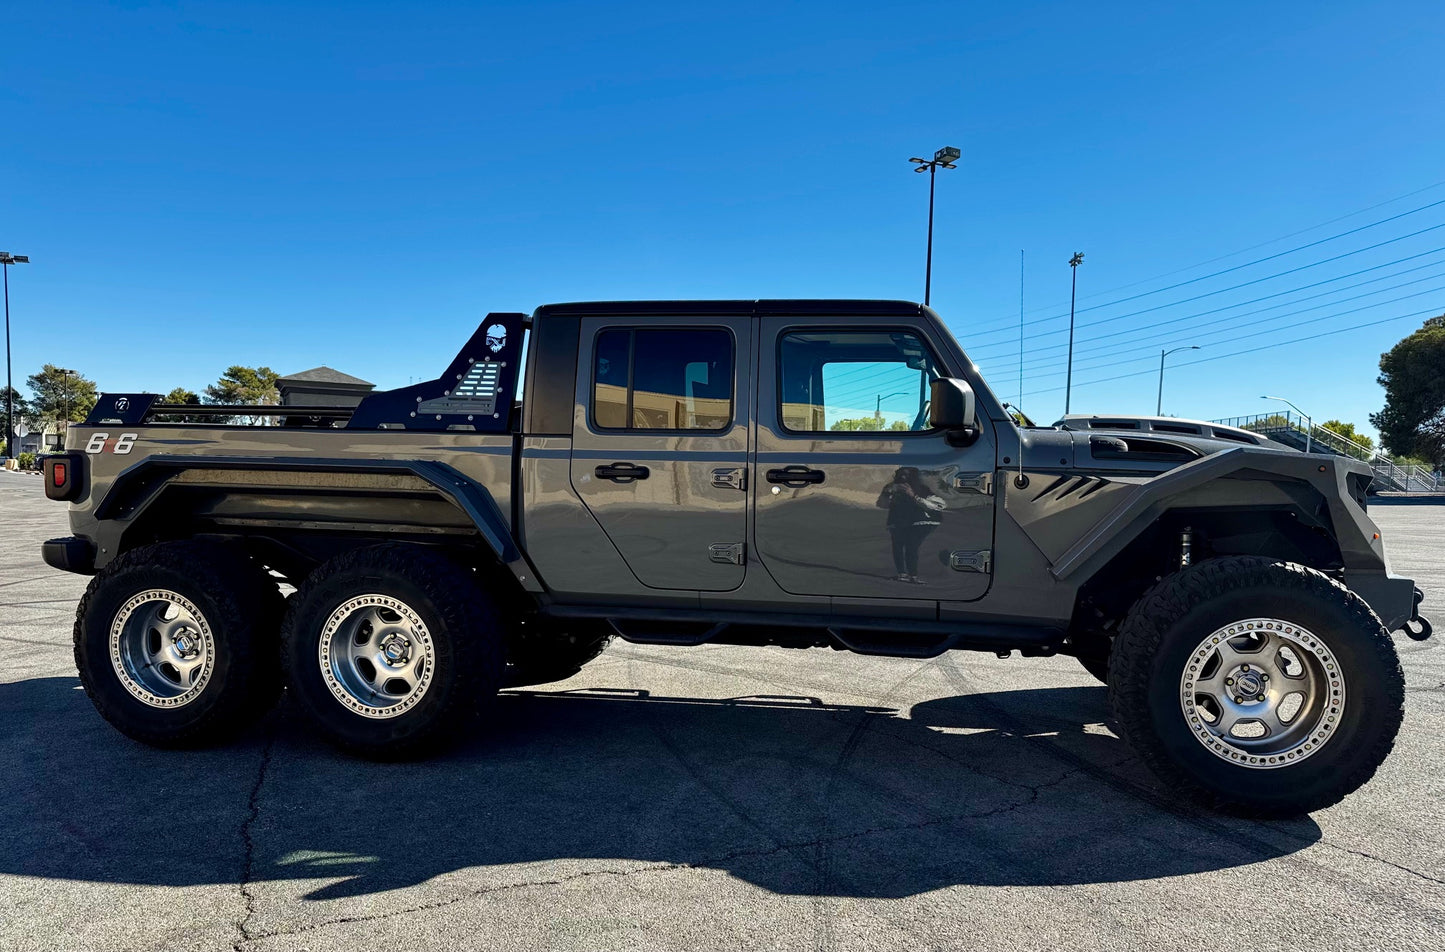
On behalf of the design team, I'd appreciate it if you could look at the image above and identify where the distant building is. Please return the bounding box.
[276,367,375,409]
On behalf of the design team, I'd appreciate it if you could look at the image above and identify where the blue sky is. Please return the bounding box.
[3,1,1443,441]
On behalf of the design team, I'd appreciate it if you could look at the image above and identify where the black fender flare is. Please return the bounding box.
[89,455,539,589]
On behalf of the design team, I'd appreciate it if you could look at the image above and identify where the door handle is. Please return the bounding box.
[595,463,651,483]
[766,466,825,486]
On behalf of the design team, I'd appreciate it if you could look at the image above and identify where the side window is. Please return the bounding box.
[592,328,734,431]
[779,330,940,433]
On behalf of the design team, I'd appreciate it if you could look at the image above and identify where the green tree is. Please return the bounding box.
[1318,419,1375,460]
[156,387,208,424]
[26,365,99,447]
[1370,315,1445,468]
[830,417,885,431]
[205,366,280,424]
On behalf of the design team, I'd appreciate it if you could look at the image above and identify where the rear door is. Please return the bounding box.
[569,315,752,592]
[753,318,997,601]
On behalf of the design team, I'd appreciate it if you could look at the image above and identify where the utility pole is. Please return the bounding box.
[1,251,30,461]
[1156,345,1200,415]
[908,147,960,306]
[1064,252,1084,415]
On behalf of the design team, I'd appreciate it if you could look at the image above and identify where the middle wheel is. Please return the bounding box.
[281,543,505,757]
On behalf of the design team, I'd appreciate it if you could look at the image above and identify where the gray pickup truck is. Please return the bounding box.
[42,300,1432,815]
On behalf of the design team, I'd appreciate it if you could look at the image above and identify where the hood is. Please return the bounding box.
[1049,414,1292,470]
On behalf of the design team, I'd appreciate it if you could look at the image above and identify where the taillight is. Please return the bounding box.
[44,454,83,502]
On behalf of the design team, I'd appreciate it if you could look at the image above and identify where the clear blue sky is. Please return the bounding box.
[4,1,1443,441]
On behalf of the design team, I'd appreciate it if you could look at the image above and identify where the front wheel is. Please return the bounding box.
[1108,557,1404,816]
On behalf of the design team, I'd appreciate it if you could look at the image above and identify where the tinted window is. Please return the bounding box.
[779,330,940,433]
[592,328,734,431]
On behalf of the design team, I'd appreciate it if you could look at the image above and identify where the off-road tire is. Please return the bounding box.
[505,623,614,688]
[281,543,504,758]
[1108,557,1404,817]
[73,541,284,747]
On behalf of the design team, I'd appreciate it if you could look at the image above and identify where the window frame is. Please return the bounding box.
[588,324,738,434]
[775,325,949,438]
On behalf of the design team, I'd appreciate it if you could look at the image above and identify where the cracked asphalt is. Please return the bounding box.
[1,471,1443,951]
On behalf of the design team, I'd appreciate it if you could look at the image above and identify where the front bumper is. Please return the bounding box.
[1343,570,1428,636]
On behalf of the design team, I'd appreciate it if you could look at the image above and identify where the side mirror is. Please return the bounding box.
[929,378,978,445]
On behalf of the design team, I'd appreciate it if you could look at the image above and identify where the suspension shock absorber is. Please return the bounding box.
[1180,526,1193,569]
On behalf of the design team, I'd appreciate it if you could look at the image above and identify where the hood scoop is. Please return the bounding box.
[1089,435,1202,463]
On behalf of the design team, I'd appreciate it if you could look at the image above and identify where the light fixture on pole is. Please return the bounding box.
[908,146,960,306]
[1,251,30,461]
[1156,345,1200,415]
[1064,252,1084,414]
[1261,394,1314,454]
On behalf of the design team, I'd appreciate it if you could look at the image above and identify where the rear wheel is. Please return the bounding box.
[1109,557,1404,816]
[281,544,504,758]
[73,542,283,746]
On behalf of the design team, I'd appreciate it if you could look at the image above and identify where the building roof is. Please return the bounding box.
[276,366,374,387]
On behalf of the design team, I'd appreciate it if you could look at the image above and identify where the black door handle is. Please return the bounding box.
[595,462,650,482]
[766,466,825,486]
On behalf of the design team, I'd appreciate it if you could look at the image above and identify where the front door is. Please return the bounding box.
[570,316,752,592]
[753,320,996,601]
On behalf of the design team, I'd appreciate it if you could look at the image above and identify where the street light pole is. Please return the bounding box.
[1261,394,1314,454]
[1,251,30,461]
[1064,252,1084,415]
[908,147,960,306]
[56,367,76,452]
[1156,345,1200,415]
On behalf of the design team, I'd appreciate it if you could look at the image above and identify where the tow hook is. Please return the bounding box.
[1403,587,1434,642]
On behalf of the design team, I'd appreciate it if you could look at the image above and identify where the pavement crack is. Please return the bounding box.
[1317,840,1445,887]
[232,733,276,952]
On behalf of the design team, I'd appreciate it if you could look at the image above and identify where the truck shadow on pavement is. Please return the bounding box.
[0,675,1321,902]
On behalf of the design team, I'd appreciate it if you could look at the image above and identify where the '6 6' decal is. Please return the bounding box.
[84,432,138,455]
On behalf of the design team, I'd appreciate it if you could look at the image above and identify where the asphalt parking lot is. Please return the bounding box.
[1,471,1442,951]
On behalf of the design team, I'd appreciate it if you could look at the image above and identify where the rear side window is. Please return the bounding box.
[591,328,734,431]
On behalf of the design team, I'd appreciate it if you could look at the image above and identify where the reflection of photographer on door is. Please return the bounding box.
[876,467,945,584]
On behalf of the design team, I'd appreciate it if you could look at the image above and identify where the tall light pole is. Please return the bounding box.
[908,146,960,306]
[875,390,908,422]
[1262,394,1313,454]
[1064,252,1084,414]
[1,251,30,460]
[56,367,76,451]
[1156,345,1200,415]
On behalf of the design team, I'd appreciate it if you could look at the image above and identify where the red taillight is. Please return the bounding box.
[53,462,67,487]
[44,454,83,502]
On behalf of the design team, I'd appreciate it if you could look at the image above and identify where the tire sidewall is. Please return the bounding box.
[1142,577,1399,812]
[284,564,467,750]
[78,559,243,739]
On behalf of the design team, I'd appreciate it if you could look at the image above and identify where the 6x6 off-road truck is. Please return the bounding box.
[42,300,1433,816]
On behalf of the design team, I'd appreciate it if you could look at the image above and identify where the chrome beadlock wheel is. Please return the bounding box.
[318,594,435,719]
[1180,617,1345,769]
[109,589,216,708]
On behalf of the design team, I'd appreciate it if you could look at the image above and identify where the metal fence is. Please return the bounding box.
[1212,411,1441,493]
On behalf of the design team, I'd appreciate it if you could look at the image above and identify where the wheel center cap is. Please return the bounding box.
[382,639,408,663]
[1236,671,1263,697]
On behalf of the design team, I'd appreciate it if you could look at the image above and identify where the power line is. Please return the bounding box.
[966,246,1445,356]
[1023,308,1438,398]
[1013,285,1445,380]
[965,221,1445,342]
[998,266,1445,372]
[976,185,1445,327]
